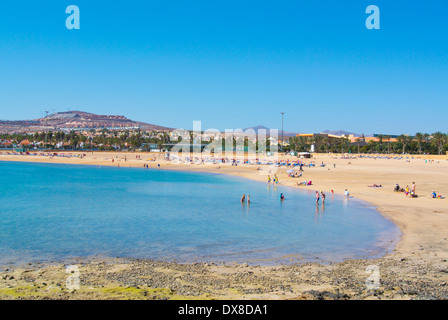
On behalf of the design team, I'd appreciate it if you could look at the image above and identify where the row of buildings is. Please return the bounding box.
[295,133,402,144]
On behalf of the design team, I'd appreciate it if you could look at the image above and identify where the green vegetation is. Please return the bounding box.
[0,129,271,153]
[1,130,448,155]
[0,130,171,151]
[0,284,205,300]
[287,132,448,155]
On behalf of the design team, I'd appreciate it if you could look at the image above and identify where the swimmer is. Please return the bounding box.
[280,193,285,200]
[241,194,246,202]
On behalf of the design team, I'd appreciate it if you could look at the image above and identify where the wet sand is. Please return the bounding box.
[1,151,448,299]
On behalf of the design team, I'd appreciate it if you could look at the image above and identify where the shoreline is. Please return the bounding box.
[0,158,401,267]
[1,152,448,299]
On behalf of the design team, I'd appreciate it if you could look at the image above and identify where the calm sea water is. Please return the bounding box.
[0,161,400,267]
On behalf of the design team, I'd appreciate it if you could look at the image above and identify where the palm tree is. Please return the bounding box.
[355,138,361,154]
[398,135,412,154]
[340,138,350,153]
[384,135,391,154]
[376,134,384,154]
[415,132,424,154]
[431,132,447,155]
[313,136,322,151]
[321,137,329,153]
[289,136,307,152]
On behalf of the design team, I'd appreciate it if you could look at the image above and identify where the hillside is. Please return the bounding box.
[0,111,173,132]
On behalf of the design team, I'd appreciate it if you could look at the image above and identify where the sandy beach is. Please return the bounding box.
[1,151,448,300]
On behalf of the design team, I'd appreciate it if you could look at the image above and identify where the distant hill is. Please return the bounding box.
[244,125,298,137]
[38,111,173,131]
[321,130,361,137]
[0,111,173,132]
[243,125,270,134]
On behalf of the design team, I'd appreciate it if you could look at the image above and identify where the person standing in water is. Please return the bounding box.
[315,191,320,204]
[321,191,326,203]
[280,193,285,200]
[241,194,246,202]
[247,194,250,204]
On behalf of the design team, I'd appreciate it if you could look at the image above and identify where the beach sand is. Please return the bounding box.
[1,151,448,300]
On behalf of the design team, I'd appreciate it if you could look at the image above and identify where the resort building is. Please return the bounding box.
[364,134,400,143]
[296,133,353,142]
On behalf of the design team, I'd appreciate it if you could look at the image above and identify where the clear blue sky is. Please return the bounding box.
[0,1,447,135]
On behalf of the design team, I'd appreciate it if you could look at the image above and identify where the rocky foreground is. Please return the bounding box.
[1,252,447,300]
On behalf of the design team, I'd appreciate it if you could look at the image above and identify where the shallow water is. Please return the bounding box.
[0,161,400,267]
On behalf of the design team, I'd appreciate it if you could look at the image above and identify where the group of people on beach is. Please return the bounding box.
[267,174,279,184]
[315,191,326,204]
[288,171,303,178]
[241,194,250,204]
[431,190,445,199]
[297,180,312,186]
[142,163,160,168]
[241,192,287,204]
[394,182,418,198]
[393,181,447,199]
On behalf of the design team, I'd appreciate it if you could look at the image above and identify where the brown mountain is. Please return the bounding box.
[0,111,173,132]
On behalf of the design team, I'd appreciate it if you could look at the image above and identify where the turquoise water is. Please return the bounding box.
[0,161,400,267]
